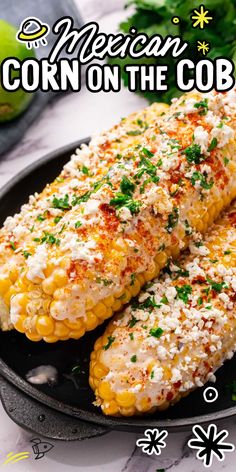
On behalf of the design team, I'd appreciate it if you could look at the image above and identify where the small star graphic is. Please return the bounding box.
[197,40,210,56]
[136,428,168,456]
[188,424,235,468]
[191,5,213,29]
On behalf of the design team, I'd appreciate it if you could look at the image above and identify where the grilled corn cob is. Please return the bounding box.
[90,202,236,416]
[2,89,236,342]
[0,102,168,332]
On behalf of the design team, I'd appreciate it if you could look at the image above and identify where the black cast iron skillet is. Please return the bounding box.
[0,140,236,441]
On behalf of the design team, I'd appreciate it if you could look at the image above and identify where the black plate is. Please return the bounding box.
[0,140,236,439]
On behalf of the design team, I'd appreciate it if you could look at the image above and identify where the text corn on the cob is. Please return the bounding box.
[1,89,236,342]
[90,202,236,416]
[0,102,168,332]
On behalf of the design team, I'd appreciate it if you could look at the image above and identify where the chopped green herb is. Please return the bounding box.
[120,175,135,196]
[176,284,192,303]
[151,370,155,379]
[193,98,208,115]
[208,137,218,152]
[103,336,115,350]
[184,219,192,235]
[130,273,136,286]
[110,193,141,215]
[37,214,46,222]
[41,231,60,246]
[81,165,90,175]
[141,147,154,158]
[165,207,179,233]
[127,315,139,328]
[52,194,70,210]
[224,157,230,165]
[190,171,214,190]
[22,250,31,259]
[10,241,16,251]
[129,333,134,341]
[207,278,228,293]
[224,250,231,255]
[127,129,142,136]
[185,143,203,164]
[149,327,164,338]
[197,297,203,305]
[75,221,82,229]
[54,216,62,224]
[160,295,168,305]
[130,355,137,362]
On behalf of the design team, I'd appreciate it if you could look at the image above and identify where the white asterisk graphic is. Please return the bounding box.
[136,428,168,456]
[188,424,235,468]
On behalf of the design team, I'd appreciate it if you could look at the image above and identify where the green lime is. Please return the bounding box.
[0,19,35,122]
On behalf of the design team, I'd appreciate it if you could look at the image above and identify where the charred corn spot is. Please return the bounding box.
[98,381,115,401]
[36,315,55,336]
[116,391,135,408]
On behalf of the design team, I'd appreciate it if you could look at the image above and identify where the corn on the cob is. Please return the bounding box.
[90,202,236,416]
[0,102,168,332]
[1,89,236,342]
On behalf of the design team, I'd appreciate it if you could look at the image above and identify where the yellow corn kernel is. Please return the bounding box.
[0,278,11,296]
[93,362,109,379]
[129,279,141,297]
[14,316,26,333]
[102,400,119,416]
[116,391,135,408]
[43,335,59,343]
[3,286,16,306]
[69,328,85,339]
[154,252,168,267]
[112,299,122,312]
[53,268,68,287]
[44,262,55,277]
[103,295,115,307]
[98,381,115,401]
[119,406,136,417]
[9,268,18,283]
[36,315,55,336]
[93,302,107,319]
[26,332,42,342]
[42,277,57,295]
[94,337,104,351]
[85,311,98,331]
[85,298,95,310]
[54,321,70,337]
[144,262,158,282]
[64,318,84,330]
[138,397,151,412]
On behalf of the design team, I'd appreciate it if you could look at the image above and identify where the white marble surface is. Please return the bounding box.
[0,1,236,471]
